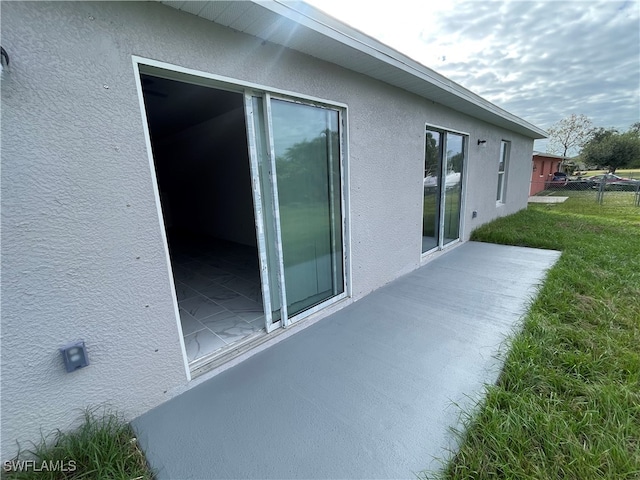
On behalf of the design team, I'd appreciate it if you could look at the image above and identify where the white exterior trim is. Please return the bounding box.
[422,122,470,137]
[133,56,349,110]
[131,57,192,382]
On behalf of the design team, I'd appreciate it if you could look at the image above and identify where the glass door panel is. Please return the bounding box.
[443,133,464,245]
[423,130,442,253]
[270,99,344,317]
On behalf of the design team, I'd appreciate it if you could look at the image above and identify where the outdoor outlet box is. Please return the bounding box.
[472,210,478,218]
[60,341,89,372]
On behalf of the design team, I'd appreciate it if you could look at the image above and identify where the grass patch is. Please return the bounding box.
[535,189,639,208]
[425,196,640,479]
[2,408,153,480]
[581,169,640,178]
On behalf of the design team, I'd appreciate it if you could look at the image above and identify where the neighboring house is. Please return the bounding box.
[0,1,546,458]
[530,151,566,195]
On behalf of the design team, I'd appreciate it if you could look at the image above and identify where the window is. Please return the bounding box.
[497,140,510,203]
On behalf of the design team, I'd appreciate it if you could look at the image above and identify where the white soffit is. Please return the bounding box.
[160,1,547,139]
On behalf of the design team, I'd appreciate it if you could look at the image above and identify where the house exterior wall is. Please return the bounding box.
[530,155,562,195]
[0,1,535,458]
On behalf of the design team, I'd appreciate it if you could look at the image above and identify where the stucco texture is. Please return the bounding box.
[1,1,534,458]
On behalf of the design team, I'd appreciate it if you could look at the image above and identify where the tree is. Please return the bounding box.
[425,132,438,177]
[275,129,340,204]
[547,114,593,159]
[630,123,640,168]
[580,126,640,173]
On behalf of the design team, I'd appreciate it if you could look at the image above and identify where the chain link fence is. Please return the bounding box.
[530,172,640,206]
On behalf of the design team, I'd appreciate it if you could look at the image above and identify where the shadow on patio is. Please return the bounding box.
[133,241,560,479]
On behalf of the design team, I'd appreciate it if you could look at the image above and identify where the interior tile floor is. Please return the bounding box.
[168,231,265,363]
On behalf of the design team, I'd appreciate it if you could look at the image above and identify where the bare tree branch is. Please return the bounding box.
[547,114,593,158]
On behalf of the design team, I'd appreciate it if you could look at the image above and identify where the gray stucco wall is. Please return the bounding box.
[1,1,534,458]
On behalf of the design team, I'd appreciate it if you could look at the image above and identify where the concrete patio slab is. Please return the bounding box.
[133,241,561,479]
[528,195,569,203]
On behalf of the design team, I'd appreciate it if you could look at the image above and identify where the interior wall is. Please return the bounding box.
[153,106,257,247]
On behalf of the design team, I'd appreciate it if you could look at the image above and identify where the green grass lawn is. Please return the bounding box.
[536,190,639,207]
[581,168,640,178]
[423,187,462,239]
[429,195,640,479]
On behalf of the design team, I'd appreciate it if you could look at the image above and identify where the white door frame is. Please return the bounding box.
[132,56,351,374]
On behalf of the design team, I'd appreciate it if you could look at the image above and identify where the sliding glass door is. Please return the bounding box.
[270,100,344,317]
[442,133,464,245]
[423,130,441,252]
[246,94,346,330]
[247,96,283,330]
[422,128,465,253]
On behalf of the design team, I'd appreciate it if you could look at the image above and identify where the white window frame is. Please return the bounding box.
[497,140,510,204]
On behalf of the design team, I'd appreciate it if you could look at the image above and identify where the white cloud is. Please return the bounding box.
[307,0,640,151]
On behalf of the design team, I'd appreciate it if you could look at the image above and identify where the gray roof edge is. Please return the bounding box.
[263,1,547,139]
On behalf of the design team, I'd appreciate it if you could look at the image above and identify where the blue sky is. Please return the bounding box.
[306,0,640,154]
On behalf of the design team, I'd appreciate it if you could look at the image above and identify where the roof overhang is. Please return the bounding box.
[160,0,547,139]
[532,151,570,160]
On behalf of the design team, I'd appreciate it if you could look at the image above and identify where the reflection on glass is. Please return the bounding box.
[422,129,464,252]
[497,141,507,201]
[271,99,344,316]
[422,130,441,253]
[443,133,464,245]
